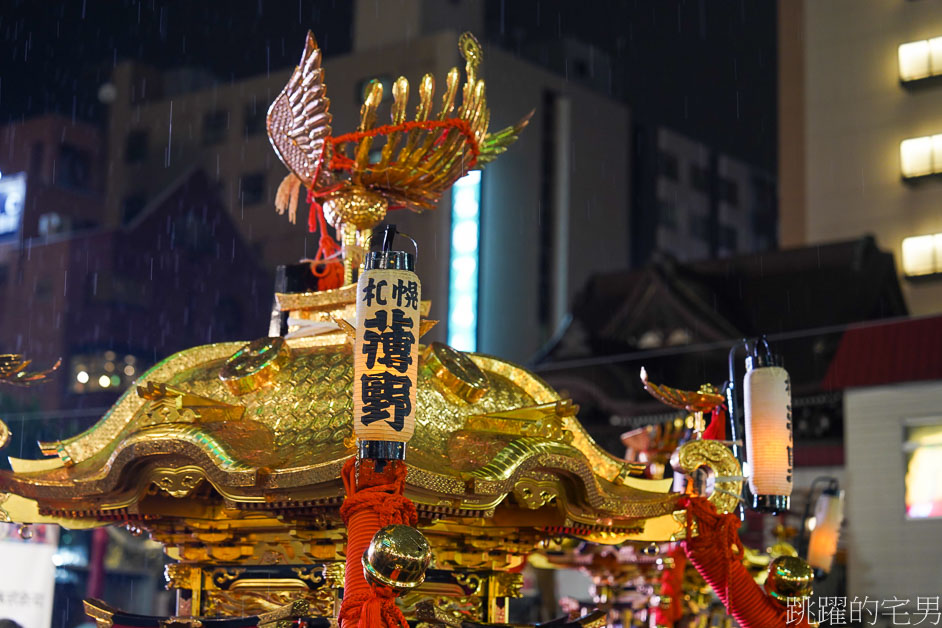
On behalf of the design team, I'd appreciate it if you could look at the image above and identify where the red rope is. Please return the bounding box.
[681,496,812,627]
[328,118,480,173]
[305,176,343,289]
[302,118,479,290]
[339,458,417,628]
[701,404,727,441]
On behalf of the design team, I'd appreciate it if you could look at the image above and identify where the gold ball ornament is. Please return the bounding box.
[764,555,814,605]
[362,524,432,592]
[322,185,389,230]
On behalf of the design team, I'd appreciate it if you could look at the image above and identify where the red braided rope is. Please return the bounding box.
[303,118,479,289]
[701,404,727,441]
[339,458,417,628]
[328,118,480,172]
[681,496,812,627]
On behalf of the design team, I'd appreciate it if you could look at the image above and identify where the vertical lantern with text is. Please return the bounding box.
[807,488,844,573]
[743,346,793,513]
[353,226,421,462]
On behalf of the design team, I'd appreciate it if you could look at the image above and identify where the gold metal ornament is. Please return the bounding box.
[267,31,531,282]
[674,439,743,515]
[362,525,432,592]
[640,367,724,414]
[763,555,814,605]
[0,354,61,451]
[219,337,291,395]
[422,342,489,403]
[0,354,61,386]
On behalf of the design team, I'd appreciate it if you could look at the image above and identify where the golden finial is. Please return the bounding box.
[267,31,532,284]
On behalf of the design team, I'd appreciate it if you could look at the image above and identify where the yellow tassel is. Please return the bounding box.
[274,174,302,224]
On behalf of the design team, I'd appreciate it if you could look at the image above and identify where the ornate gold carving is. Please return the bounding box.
[399,591,484,625]
[165,563,199,590]
[210,567,246,588]
[464,401,575,444]
[152,467,206,498]
[322,561,345,588]
[204,589,326,618]
[490,571,523,598]
[513,478,558,510]
[675,439,743,515]
[640,368,725,413]
[0,494,10,523]
[290,566,325,586]
[83,598,115,628]
[454,572,484,596]
[138,383,245,425]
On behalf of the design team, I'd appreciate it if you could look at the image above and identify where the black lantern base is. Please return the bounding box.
[752,494,790,514]
[359,440,406,461]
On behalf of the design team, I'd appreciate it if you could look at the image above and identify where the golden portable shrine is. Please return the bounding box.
[0,31,822,628]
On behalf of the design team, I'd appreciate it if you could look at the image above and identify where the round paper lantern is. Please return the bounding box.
[353,239,421,461]
[743,362,793,512]
[807,489,844,573]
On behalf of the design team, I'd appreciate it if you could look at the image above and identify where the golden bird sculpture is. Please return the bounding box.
[0,354,60,387]
[267,31,531,284]
[0,354,61,450]
[639,367,725,414]
[640,367,726,436]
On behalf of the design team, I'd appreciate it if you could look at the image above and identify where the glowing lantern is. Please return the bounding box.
[807,488,844,573]
[353,226,421,461]
[743,350,793,513]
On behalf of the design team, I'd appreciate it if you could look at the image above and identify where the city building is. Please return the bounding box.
[0,115,104,242]
[779,0,942,316]
[632,126,777,266]
[99,0,633,365]
[778,2,942,608]
[0,169,269,443]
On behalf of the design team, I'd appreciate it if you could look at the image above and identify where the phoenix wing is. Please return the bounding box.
[267,31,333,191]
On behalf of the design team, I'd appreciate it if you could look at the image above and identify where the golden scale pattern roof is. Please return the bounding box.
[0,323,683,538]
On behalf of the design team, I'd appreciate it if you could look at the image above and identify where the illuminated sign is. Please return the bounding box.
[0,172,26,239]
[448,171,481,352]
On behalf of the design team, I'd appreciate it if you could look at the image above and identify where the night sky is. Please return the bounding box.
[1,0,775,168]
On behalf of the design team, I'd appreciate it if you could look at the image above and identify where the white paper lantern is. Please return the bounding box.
[807,489,844,573]
[353,252,421,459]
[743,365,793,507]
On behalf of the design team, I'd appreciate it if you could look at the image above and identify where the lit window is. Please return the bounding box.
[898,37,942,82]
[448,171,481,352]
[901,233,942,277]
[904,420,942,518]
[899,134,942,178]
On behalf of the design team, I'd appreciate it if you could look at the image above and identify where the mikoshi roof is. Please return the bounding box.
[0,290,683,542]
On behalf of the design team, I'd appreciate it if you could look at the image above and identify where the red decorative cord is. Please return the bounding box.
[338,458,417,628]
[303,118,479,289]
[681,496,812,627]
[701,404,727,441]
[327,118,480,172]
